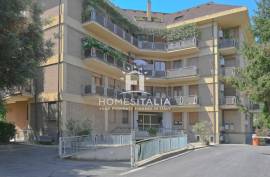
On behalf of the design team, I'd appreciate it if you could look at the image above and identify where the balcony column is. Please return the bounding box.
[183,112,188,130]
[183,85,189,96]
[162,112,172,129]
[104,76,108,96]
[91,76,96,94]
[182,59,187,67]
[105,110,109,133]
[130,111,138,129]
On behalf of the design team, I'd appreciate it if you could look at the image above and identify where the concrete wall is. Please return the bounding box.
[72,145,131,161]
[6,101,28,131]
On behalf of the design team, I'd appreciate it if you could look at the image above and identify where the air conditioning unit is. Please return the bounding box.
[220,57,225,66]
[219,30,224,38]
[220,84,224,91]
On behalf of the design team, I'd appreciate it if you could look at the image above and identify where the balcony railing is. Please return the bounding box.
[219,39,238,48]
[85,10,198,52]
[173,96,199,105]
[221,96,238,105]
[249,102,260,110]
[84,47,134,72]
[0,83,33,98]
[222,67,236,77]
[82,85,199,106]
[142,66,198,78]
[167,66,198,78]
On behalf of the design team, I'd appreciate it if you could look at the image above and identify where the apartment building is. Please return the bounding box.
[3,0,257,144]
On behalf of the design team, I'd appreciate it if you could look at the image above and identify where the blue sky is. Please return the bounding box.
[110,0,257,17]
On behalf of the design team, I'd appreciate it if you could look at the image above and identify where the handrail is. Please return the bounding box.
[86,10,198,52]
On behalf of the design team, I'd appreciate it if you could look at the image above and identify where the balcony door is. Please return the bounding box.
[138,113,162,130]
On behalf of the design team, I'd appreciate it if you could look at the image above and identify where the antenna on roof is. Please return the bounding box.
[147,0,152,21]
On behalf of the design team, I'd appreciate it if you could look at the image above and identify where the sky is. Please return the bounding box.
[110,0,257,17]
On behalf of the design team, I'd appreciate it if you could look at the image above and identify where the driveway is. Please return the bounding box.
[121,144,270,177]
[1,144,270,177]
[0,144,130,177]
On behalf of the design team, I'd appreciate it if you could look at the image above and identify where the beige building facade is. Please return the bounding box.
[2,0,257,144]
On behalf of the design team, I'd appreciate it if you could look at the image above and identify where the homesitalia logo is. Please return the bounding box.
[98,68,171,110]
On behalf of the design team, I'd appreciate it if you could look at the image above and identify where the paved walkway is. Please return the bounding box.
[0,144,130,177]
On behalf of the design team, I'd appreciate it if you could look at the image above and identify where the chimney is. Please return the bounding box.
[147,0,152,21]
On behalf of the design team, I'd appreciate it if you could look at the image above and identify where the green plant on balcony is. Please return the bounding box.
[82,36,128,62]
[82,0,139,35]
[147,127,158,137]
[140,24,200,42]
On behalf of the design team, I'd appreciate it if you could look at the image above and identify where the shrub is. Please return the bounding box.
[193,121,211,145]
[65,118,92,136]
[148,128,157,137]
[0,121,16,143]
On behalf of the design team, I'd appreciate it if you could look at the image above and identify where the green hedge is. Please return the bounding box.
[0,121,16,143]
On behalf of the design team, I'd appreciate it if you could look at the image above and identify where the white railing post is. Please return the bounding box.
[59,137,62,158]
[131,130,136,167]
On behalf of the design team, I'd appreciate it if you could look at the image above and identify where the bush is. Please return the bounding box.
[0,121,16,143]
[148,128,157,137]
[193,121,211,145]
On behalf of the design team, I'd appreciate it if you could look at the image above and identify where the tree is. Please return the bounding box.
[229,0,270,116]
[0,0,53,117]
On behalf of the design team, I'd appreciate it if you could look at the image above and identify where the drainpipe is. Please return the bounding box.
[57,0,62,141]
[212,20,217,144]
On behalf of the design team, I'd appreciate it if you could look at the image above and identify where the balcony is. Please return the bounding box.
[83,48,133,75]
[82,85,199,108]
[219,39,238,55]
[82,10,199,58]
[0,83,33,103]
[172,96,199,106]
[249,102,261,112]
[221,67,236,77]
[220,96,238,109]
[167,66,198,78]
[145,66,199,84]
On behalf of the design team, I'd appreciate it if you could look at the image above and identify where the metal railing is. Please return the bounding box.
[84,47,134,72]
[86,10,198,52]
[219,39,238,48]
[59,134,132,158]
[222,67,236,77]
[132,134,187,166]
[0,82,33,98]
[221,96,238,105]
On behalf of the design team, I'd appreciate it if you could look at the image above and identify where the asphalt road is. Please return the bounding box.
[121,145,270,177]
[1,144,270,177]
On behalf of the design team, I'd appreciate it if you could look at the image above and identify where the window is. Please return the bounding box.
[122,110,129,124]
[189,112,198,125]
[173,112,183,126]
[48,102,57,121]
[109,111,116,123]
[173,60,182,69]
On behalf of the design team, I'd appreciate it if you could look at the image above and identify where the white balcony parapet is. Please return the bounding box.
[174,96,198,105]
[223,67,236,77]
[167,66,198,78]
[223,96,237,105]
